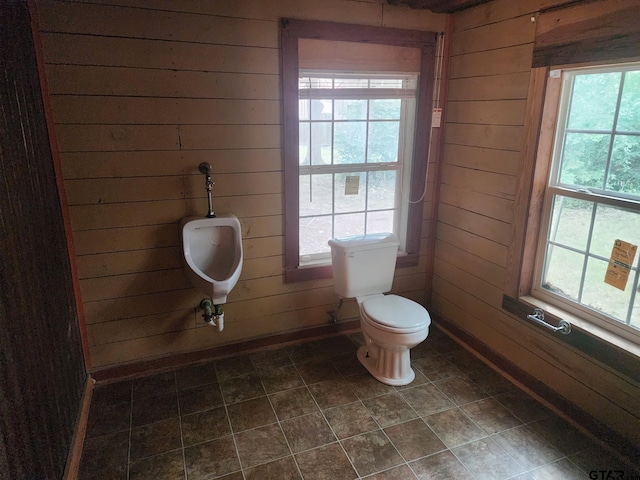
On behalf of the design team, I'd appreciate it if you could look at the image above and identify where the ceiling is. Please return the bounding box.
[386,0,493,13]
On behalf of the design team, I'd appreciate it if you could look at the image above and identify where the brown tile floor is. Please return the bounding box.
[79,327,638,480]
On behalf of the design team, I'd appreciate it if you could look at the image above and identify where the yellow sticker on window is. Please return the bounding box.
[604,239,637,291]
[345,175,360,195]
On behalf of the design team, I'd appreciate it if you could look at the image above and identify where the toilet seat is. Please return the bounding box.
[361,295,431,334]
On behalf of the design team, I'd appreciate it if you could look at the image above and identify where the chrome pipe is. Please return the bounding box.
[198,162,215,218]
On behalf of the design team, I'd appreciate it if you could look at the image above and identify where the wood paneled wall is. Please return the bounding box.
[36,0,446,369]
[435,0,640,446]
[0,2,86,477]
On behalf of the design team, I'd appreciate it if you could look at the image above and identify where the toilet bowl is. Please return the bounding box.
[328,233,431,386]
[357,294,430,385]
[180,213,243,304]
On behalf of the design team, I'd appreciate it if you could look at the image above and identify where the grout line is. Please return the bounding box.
[213,361,249,479]
[172,370,188,480]
[295,357,363,478]
[126,381,133,480]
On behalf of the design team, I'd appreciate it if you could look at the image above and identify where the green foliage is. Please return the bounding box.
[333,98,401,165]
[618,71,640,131]
[560,69,640,197]
[608,135,640,195]
[560,133,608,188]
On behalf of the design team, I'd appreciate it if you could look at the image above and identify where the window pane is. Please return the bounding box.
[370,99,401,120]
[334,213,365,238]
[567,72,620,131]
[542,245,584,301]
[310,99,332,120]
[335,172,366,213]
[299,122,310,165]
[303,77,332,89]
[299,174,333,217]
[607,134,640,196]
[368,121,400,163]
[631,290,640,330]
[368,170,397,210]
[617,70,640,132]
[582,257,633,322]
[558,133,609,188]
[370,78,404,88]
[334,77,368,88]
[299,99,309,121]
[367,210,395,234]
[334,121,367,164]
[335,99,367,120]
[300,216,332,256]
[590,204,640,268]
[548,196,592,251]
[310,122,332,165]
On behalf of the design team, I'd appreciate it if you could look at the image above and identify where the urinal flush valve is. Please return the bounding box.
[198,162,216,218]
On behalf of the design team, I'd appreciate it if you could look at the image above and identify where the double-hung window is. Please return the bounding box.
[280,19,437,283]
[298,73,417,264]
[534,63,640,342]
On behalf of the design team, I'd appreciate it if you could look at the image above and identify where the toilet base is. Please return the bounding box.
[357,345,415,386]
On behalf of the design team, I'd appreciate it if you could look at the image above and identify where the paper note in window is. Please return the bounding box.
[345,175,360,195]
[604,239,637,291]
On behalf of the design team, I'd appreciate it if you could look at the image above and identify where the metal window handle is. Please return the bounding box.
[527,308,571,335]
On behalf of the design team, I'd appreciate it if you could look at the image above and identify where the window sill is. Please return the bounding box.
[285,252,419,284]
[502,294,640,382]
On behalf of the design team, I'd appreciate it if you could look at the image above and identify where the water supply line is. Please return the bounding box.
[198,162,216,218]
[327,298,343,324]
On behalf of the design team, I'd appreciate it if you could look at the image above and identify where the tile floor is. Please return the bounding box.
[79,327,638,480]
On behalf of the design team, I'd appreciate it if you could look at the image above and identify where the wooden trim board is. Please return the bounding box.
[92,319,360,383]
[62,375,94,480]
[29,0,91,370]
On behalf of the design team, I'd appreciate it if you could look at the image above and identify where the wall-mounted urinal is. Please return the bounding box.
[180,213,243,330]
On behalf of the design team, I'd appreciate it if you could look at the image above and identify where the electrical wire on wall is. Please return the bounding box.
[433,31,445,122]
[404,30,446,205]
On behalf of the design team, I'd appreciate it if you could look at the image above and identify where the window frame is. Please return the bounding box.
[280,19,437,283]
[504,64,640,360]
[532,64,640,343]
[297,72,417,264]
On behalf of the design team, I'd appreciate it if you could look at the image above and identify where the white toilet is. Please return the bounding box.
[329,233,431,386]
[180,213,243,305]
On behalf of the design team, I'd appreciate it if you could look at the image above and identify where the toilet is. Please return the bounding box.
[180,213,243,305]
[329,233,431,386]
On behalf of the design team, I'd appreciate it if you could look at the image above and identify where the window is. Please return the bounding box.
[533,63,640,343]
[280,19,437,282]
[298,73,417,264]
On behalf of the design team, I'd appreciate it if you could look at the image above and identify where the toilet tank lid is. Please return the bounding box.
[328,233,399,253]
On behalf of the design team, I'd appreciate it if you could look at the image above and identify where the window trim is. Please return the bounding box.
[280,18,437,283]
[535,65,640,342]
[504,65,640,363]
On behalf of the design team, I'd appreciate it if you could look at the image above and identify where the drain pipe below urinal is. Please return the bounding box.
[199,299,224,332]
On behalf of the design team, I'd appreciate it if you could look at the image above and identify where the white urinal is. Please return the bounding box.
[180,213,243,305]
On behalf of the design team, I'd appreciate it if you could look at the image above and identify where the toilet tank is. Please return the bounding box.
[328,233,399,298]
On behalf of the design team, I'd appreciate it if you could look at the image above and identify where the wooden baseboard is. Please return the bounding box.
[63,374,94,480]
[92,319,361,383]
[432,314,640,466]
